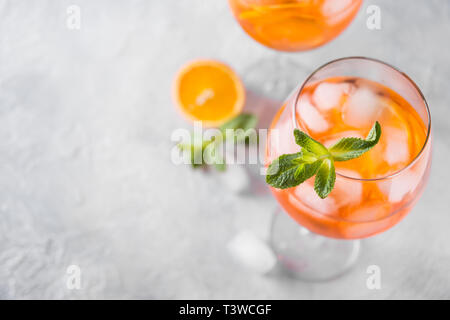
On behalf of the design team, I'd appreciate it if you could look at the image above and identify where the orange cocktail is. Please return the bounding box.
[266,58,432,239]
[228,0,362,51]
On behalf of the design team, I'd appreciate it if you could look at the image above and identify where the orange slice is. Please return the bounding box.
[173,59,245,127]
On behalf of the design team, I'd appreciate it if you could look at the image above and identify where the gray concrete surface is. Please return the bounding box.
[0,0,449,299]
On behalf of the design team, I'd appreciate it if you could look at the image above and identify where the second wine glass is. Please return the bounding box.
[228,0,363,52]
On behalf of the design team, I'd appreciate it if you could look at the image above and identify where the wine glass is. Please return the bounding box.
[228,0,363,52]
[265,57,432,280]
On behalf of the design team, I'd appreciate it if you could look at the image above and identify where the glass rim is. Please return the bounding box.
[292,56,432,182]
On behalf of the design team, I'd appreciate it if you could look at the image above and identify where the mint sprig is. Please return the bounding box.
[329,121,381,161]
[266,152,321,189]
[266,121,381,198]
[220,113,258,134]
[314,158,336,199]
[178,113,258,171]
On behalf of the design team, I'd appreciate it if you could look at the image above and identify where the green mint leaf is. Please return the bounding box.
[220,113,258,131]
[266,152,321,189]
[329,121,382,161]
[214,161,226,171]
[204,141,225,170]
[221,113,258,144]
[314,159,336,199]
[266,121,382,199]
[294,129,329,156]
[178,139,211,168]
[177,113,258,171]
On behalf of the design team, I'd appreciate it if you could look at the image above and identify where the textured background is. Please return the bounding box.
[0,0,449,299]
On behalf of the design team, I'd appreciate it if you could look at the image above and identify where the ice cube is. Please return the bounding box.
[219,164,250,194]
[345,203,387,222]
[297,94,330,133]
[266,114,298,164]
[293,181,337,214]
[332,169,363,207]
[388,171,421,202]
[227,231,276,274]
[378,144,429,202]
[384,128,410,166]
[312,82,354,112]
[289,168,362,214]
[342,88,382,128]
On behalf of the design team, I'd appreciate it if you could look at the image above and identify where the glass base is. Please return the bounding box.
[270,208,360,281]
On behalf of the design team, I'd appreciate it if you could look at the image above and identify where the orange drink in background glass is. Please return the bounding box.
[266,57,432,280]
[228,0,363,51]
